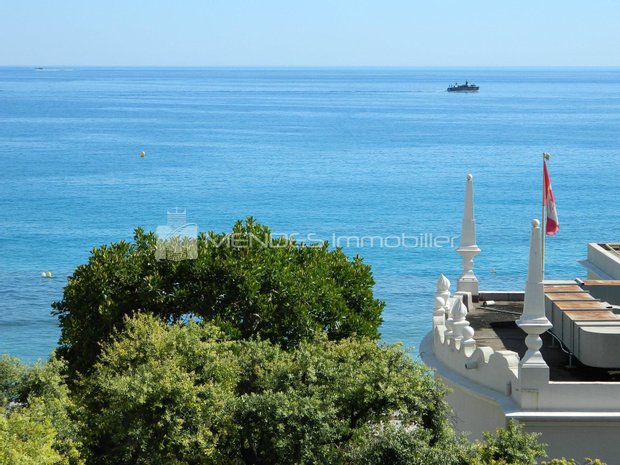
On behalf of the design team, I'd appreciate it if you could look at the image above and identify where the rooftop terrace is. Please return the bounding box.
[469,301,620,382]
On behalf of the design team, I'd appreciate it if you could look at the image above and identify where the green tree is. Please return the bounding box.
[53,218,384,375]
[0,356,84,465]
[79,315,238,465]
[0,400,64,465]
[229,337,455,465]
[78,313,461,465]
[0,354,25,404]
[473,420,546,465]
[345,423,471,465]
[542,459,606,465]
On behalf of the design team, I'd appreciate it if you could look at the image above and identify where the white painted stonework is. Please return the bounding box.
[421,328,620,462]
[457,174,480,296]
[579,242,620,280]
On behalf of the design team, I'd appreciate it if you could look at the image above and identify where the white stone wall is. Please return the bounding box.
[422,330,620,462]
[585,243,620,280]
[515,417,620,464]
[445,380,507,441]
[421,333,514,440]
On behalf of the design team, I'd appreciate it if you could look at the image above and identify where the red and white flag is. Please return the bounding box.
[543,160,559,235]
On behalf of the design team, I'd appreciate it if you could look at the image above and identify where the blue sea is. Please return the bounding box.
[1,67,619,362]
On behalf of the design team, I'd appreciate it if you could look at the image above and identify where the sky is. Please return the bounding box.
[0,0,619,67]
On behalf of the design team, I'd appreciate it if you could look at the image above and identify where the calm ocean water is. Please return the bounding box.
[1,67,619,362]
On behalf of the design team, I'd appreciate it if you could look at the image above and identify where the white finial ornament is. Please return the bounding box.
[434,274,451,319]
[451,297,469,343]
[437,274,451,297]
[457,174,481,295]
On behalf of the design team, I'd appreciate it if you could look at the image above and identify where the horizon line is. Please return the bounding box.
[3,64,620,69]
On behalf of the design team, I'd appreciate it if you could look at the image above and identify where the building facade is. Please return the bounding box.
[421,175,620,463]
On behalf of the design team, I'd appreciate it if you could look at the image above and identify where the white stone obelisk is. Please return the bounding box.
[517,220,552,408]
[457,174,481,296]
[517,219,553,367]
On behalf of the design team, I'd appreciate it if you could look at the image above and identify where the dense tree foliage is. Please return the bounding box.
[472,420,546,465]
[0,318,607,465]
[78,314,457,465]
[345,423,472,465]
[0,399,63,465]
[53,218,384,375]
[0,356,83,465]
[541,460,605,465]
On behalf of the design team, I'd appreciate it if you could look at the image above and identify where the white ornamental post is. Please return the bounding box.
[444,298,455,343]
[517,219,553,406]
[434,274,451,319]
[457,174,481,296]
[451,298,469,345]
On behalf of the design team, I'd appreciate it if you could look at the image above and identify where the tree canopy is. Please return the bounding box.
[78,313,462,465]
[53,218,384,375]
[0,355,83,465]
